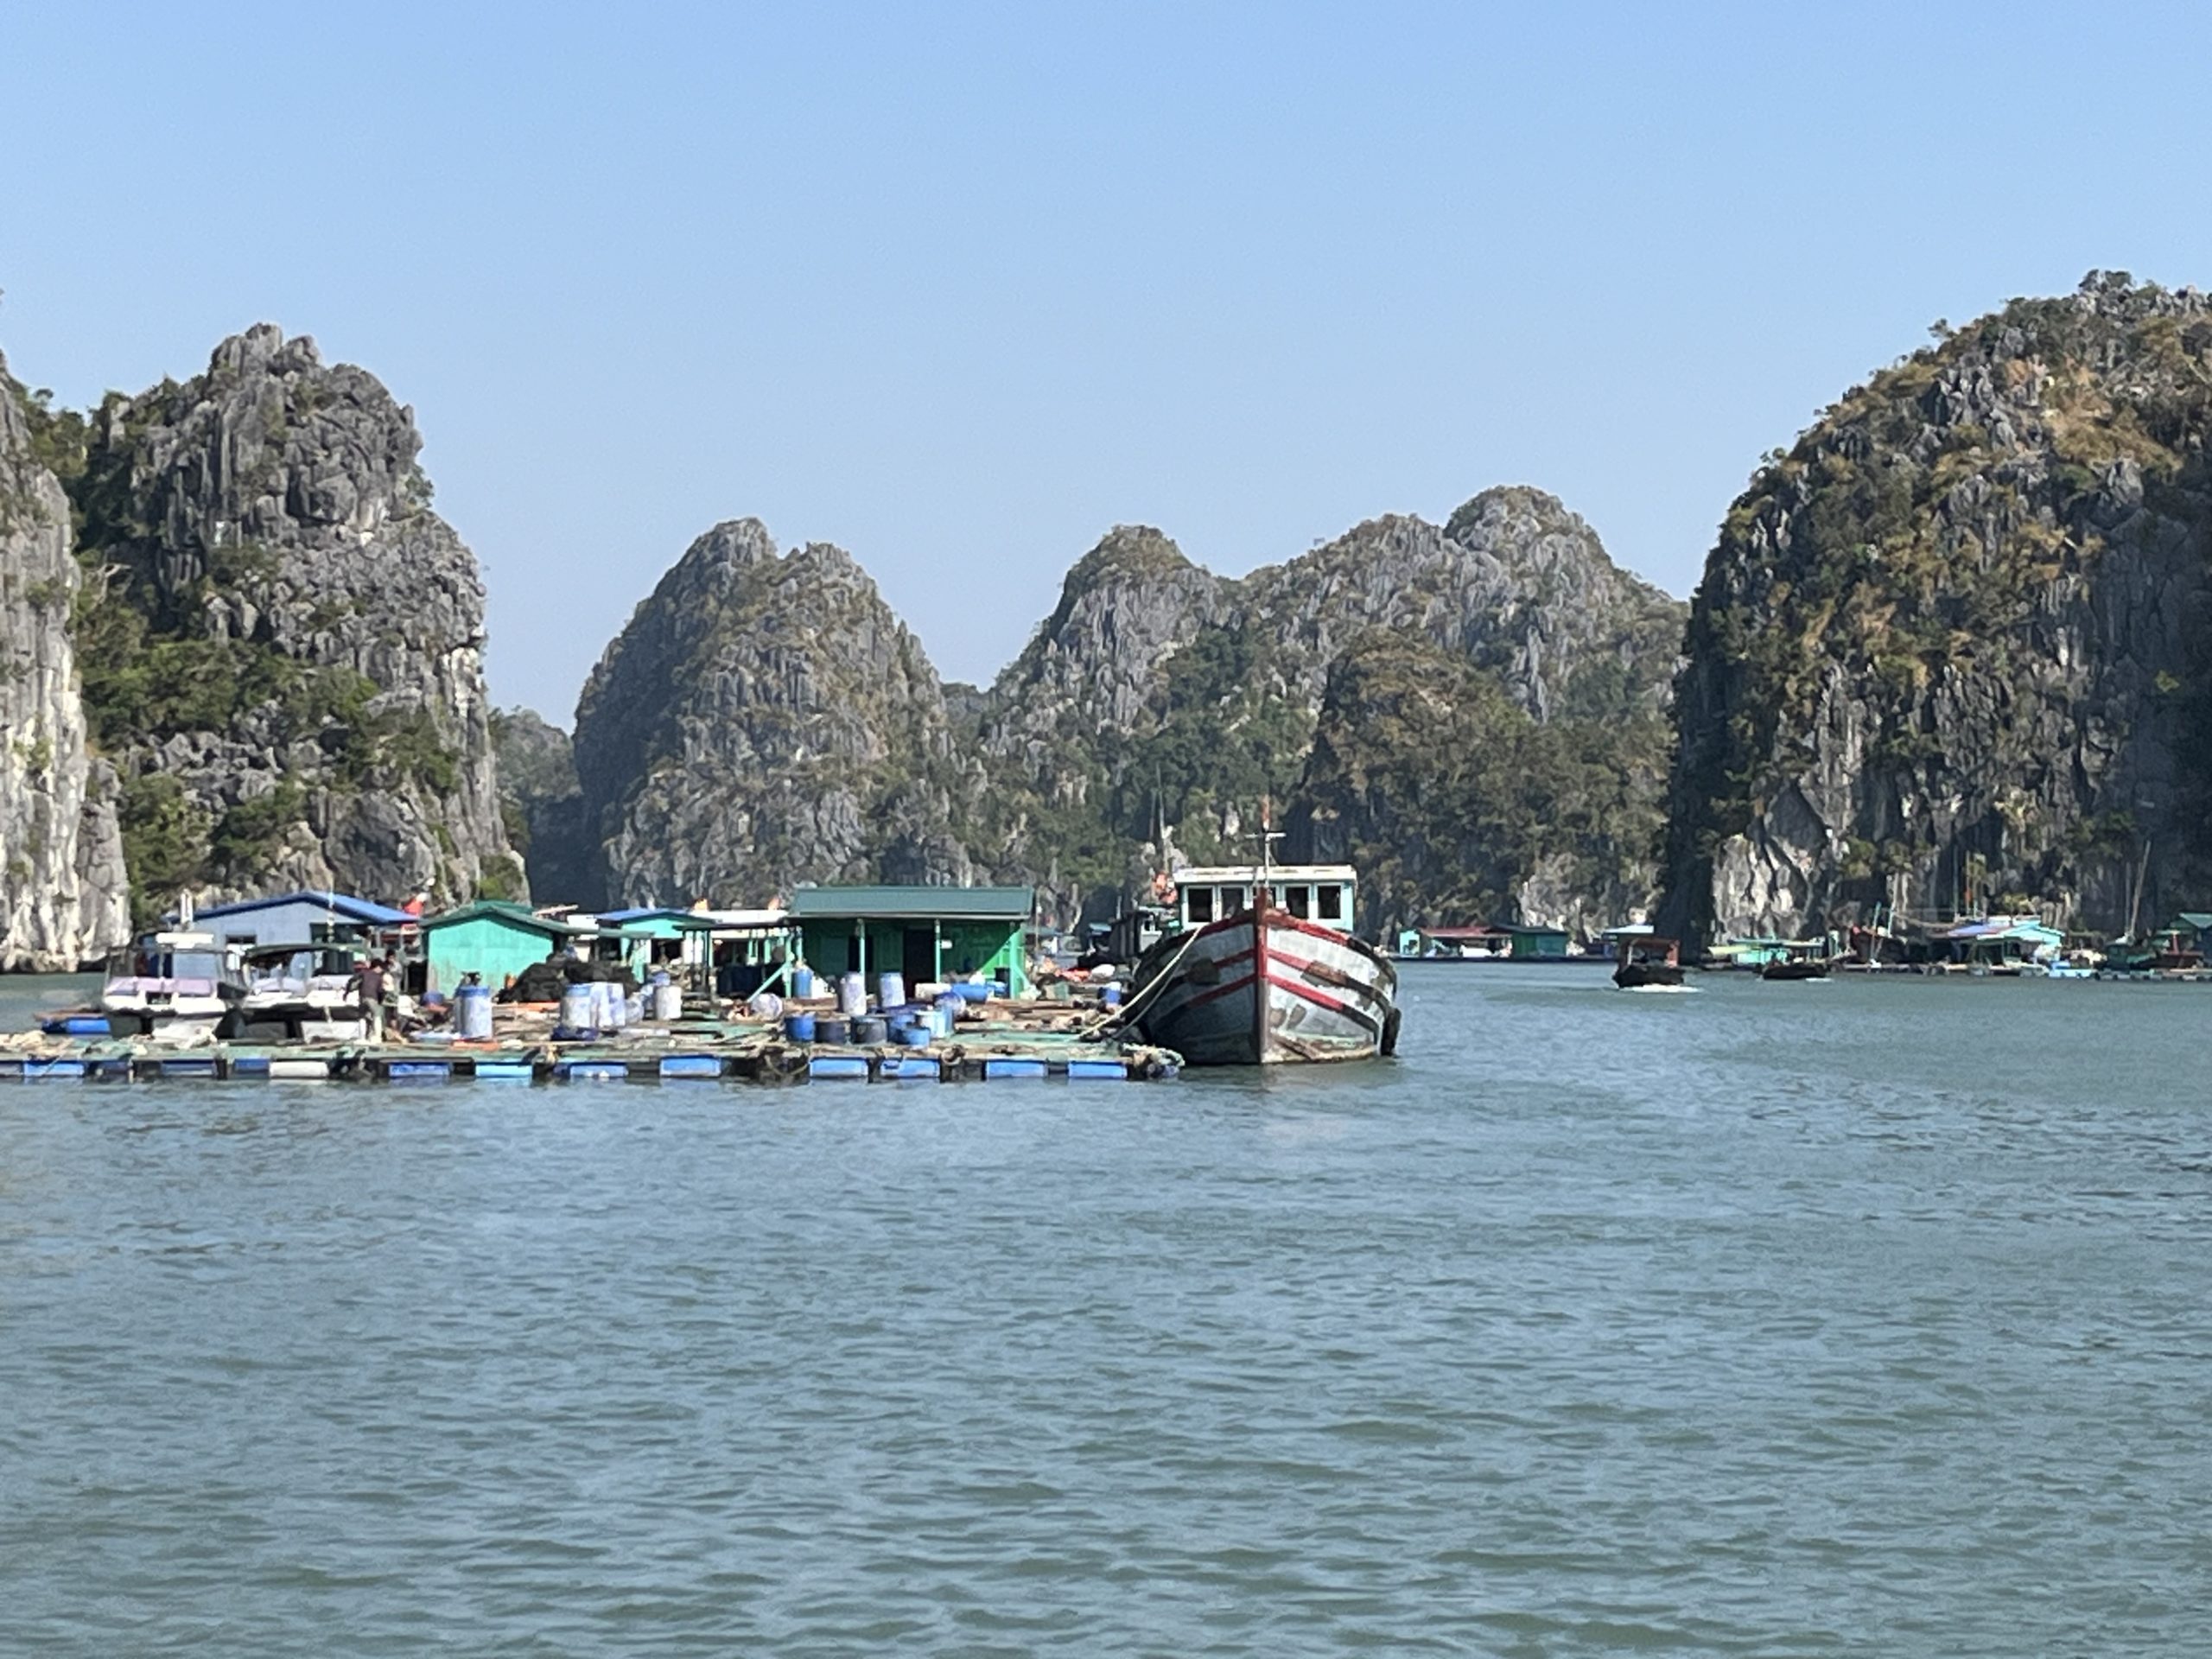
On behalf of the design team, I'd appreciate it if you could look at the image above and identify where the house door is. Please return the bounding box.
[902,928,936,988]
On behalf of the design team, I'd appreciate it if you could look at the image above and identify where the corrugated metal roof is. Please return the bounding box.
[787,885,1033,920]
[2173,912,2212,930]
[1174,865,1356,885]
[189,890,415,925]
[423,900,588,937]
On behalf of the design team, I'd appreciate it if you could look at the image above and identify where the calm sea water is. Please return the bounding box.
[3,965,2208,1655]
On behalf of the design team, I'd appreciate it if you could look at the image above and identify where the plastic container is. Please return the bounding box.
[624,994,645,1026]
[785,1010,817,1043]
[559,983,596,1036]
[455,984,493,1039]
[851,1014,887,1046]
[815,1014,851,1046]
[898,1021,931,1047]
[954,982,994,1004]
[838,972,868,1016]
[791,966,816,1000]
[604,985,629,1030]
[878,971,906,1010]
[1100,982,1123,1009]
[653,982,683,1020]
[747,989,784,1021]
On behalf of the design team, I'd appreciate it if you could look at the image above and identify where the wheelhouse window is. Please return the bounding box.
[1187,886,1216,925]
[1286,885,1311,918]
[1317,884,1344,921]
[1224,887,1248,913]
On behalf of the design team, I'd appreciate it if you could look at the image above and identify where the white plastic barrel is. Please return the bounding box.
[839,971,867,1015]
[455,984,493,1039]
[879,971,906,1010]
[560,983,594,1033]
[653,982,682,1020]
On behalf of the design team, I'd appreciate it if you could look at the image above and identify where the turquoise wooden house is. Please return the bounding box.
[422,901,645,993]
[788,886,1034,996]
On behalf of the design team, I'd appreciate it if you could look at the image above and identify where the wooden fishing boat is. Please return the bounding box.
[1122,863,1400,1065]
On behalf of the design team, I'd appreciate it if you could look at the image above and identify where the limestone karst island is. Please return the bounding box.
[10,275,2212,1078]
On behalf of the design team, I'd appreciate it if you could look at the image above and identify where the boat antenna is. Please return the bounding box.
[1252,798,1283,904]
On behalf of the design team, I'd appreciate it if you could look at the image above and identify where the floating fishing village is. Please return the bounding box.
[12,842,2212,1090]
[0,857,1410,1084]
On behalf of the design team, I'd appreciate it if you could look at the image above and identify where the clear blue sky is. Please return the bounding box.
[5,2,2208,721]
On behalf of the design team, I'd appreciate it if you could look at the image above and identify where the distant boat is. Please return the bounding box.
[1123,862,1400,1065]
[1760,957,1831,982]
[1612,933,1684,989]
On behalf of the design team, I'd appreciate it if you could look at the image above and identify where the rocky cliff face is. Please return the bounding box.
[1290,632,1669,939]
[568,492,1680,927]
[572,519,976,907]
[50,325,520,921]
[1659,273,2212,946]
[971,488,1683,925]
[490,708,595,905]
[0,357,130,968]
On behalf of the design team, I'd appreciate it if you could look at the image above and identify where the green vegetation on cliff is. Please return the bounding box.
[1293,632,1669,936]
[1662,272,2212,942]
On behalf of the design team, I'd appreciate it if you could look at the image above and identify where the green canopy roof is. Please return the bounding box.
[788,885,1033,922]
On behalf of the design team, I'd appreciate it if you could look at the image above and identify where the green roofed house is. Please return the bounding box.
[421,900,645,994]
[788,886,1035,997]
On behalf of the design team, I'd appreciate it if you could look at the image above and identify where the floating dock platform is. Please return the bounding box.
[0,1027,1180,1087]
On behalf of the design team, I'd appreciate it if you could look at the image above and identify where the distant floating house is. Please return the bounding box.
[2165,912,2212,957]
[1395,923,1573,960]
[788,886,1034,995]
[182,890,416,950]
[1936,915,2063,967]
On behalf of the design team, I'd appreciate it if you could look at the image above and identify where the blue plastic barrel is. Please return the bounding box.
[898,1021,931,1047]
[792,966,816,1000]
[816,1015,851,1046]
[954,982,993,1004]
[455,984,493,1039]
[852,1014,888,1046]
[785,1010,817,1043]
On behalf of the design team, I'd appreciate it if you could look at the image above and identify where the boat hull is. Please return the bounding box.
[1613,963,1684,989]
[1128,909,1399,1065]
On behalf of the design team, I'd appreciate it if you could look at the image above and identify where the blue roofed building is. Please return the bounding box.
[181,891,416,950]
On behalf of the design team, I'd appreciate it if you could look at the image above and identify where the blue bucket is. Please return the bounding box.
[898,1022,931,1047]
[954,982,992,1004]
[785,1011,817,1043]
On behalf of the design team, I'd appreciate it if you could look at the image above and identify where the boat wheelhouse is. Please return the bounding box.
[1169,864,1357,931]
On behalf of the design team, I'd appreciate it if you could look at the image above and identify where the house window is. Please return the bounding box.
[1188,887,1215,925]
[1317,885,1344,921]
[1286,886,1311,918]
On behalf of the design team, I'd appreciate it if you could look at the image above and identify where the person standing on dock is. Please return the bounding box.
[352,957,389,1042]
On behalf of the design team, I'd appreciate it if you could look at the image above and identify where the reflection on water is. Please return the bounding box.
[2,967,2206,1653]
